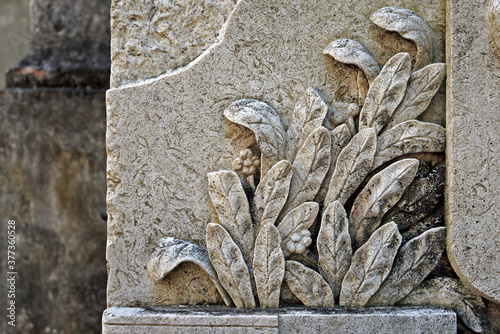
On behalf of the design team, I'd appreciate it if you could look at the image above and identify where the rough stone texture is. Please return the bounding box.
[102,306,456,333]
[0,88,107,333]
[107,0,446,308]
[110,0,238,88]
[0,0,31,89]
[6,0,111,88]
[446,0,500,304]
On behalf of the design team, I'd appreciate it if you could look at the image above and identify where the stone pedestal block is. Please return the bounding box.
[102,306,456,334]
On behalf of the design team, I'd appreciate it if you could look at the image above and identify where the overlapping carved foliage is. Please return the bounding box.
[147,7,484,332]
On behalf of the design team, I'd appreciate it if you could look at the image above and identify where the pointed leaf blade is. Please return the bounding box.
[317,124,352,204]
[369,227,446,305]
[286,87,329,161]
[252,160,292,232]
[350,159,419,248]
[387,63,446,129]
[317,201,352,302]
[224,99,286,177]
[340,222,402,307]
[324,128,377,208]
[373,120,445,170]
[206,223,255,308]
[359,52,412,134]
[278,202,319,258]
[323,39,380,84]
[285,260,335,307]
[281,127,331,217]
[253,223,285,308]
[400,277,485,332]
[208,171,254,262]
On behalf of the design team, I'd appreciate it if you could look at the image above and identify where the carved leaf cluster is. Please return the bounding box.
[146,6,483,333]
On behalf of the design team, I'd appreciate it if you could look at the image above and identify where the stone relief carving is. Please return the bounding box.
[146,7,484,332]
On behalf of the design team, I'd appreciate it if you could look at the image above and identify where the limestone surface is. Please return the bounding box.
[447,0,500,304]
[106,0,446,308]
[110,0,238,87]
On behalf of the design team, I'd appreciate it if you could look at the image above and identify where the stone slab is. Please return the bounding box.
[102,306,456,333]
[446,0,500,303]
[106,0,446,308]
[110,0,238,87]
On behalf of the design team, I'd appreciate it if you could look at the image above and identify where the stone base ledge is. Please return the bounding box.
[103,306,456,334]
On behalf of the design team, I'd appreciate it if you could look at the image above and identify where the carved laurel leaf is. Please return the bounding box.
[253,223,285,308]
[281,127,331,218]
[207,171,254,262]
[350,158,419,249]
[252,160,292,232]
[373,120,445,170]
[206,223,256,308]
[370,7,434,70]
[286,87,329,161]
[317,201,352,302]
[400,277,485,332]
[285,260,335,307]
[147,237,232,306]
[278,202,319,258]
[340,222,402,308]
[323,39,381,84]
[317,124,352,204]
[324,128,377,208]
[386,63,446,129]
[359,52,412,134]
[224,99,286,177]
[369,227,446,305]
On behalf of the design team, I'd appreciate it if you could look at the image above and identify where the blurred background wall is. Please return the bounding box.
[0,0,110,333]
[0,0,31,89]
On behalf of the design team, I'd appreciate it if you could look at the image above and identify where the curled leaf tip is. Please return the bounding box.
[370,7,434,70]
[324,38,380,84]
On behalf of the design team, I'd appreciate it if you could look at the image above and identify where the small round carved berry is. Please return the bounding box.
[286,229,312,255]
[232,149,260,176]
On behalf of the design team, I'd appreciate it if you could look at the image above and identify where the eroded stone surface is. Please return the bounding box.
[107,0,446,308]
[447,0,500,304]
[110,0,238,87]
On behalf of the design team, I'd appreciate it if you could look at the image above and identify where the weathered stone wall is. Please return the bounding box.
[0,89,107,333]
[0,0,31,89]
[0,0,110,333]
